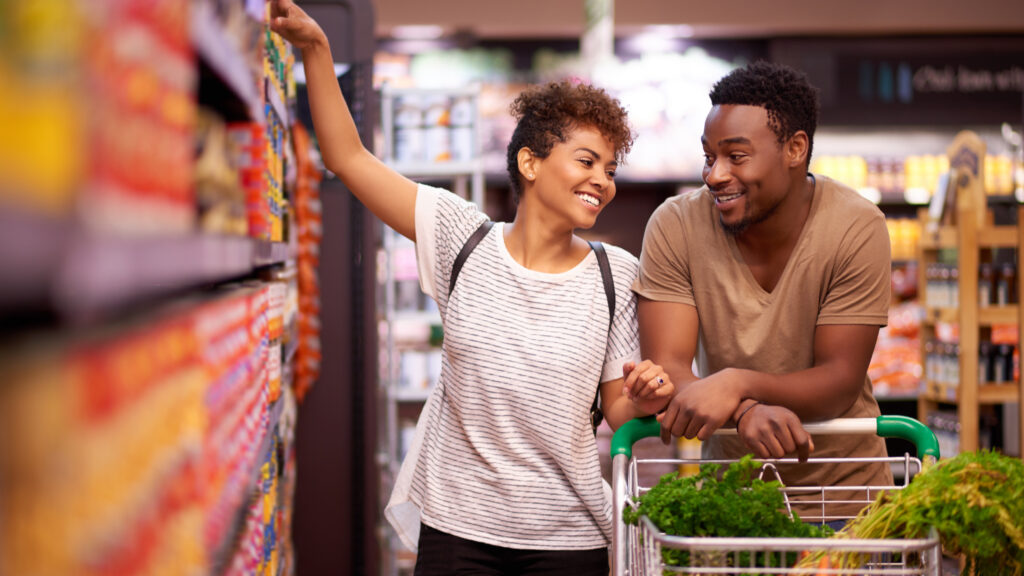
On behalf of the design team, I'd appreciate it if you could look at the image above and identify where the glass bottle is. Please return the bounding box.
[997,263,1016,306]
[979,262,994,308]
[978,341,992,384]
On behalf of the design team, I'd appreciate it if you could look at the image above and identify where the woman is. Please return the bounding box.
[270,2,674,573]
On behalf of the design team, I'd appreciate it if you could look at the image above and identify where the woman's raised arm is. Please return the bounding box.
[270,0,418,240]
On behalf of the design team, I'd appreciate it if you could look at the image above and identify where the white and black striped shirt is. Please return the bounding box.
[386,185,640,551]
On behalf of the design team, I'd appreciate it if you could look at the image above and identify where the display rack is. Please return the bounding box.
[0,2,316,575]
[916,130,1024,459]
[376,84,484,575]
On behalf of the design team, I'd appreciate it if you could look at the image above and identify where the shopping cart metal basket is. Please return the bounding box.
[611,415,942,576]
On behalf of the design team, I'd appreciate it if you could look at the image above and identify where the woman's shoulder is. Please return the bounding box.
[600,242,638,266]
[595,242,640,282]
[418,183,491,240]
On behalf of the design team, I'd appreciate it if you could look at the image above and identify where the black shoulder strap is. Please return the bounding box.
[587,240,615,434]
[449,220,494,297]
[588,240,615,328]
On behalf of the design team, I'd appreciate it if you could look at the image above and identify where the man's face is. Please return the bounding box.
[700,104,792,236]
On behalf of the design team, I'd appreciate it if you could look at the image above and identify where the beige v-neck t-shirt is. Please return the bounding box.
[634,174,893,518]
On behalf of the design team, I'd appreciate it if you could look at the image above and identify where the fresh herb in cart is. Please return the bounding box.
[798,449,1024,575]
[623,455,832,568]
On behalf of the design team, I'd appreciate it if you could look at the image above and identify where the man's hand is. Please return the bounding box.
[270,0,328,51]
[737,403,814,462]
[656,368,745,443]
[622,360,675,415]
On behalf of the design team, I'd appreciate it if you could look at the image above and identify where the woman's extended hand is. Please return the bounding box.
[269,0,328,52]
[621,360,674,414]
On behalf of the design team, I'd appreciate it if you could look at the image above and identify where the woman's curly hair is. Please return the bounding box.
[709,61,819,166]
[506,81,634,203]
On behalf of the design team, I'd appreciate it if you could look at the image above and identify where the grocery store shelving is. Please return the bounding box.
[267,76,290,128]
[393,310,442,325]
[385,160,484,179]
[392,388,432,403]
[191,0,262,122]
[0,1,311,573]
[0,213,295,321]
[916,130,1024,459]
[377,84,485,576]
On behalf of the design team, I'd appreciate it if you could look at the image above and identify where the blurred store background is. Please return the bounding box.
[1,0,1022,574]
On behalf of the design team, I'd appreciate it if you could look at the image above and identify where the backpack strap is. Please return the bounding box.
[587,240,615,434]
[588,241,615,329]
[449,220,494,297]
[447,226,615,436]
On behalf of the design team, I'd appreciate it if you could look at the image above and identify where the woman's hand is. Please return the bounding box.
[269,0,328,52]
[621,360,674,414]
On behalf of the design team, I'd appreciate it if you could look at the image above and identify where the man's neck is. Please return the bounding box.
[735,173,815,254]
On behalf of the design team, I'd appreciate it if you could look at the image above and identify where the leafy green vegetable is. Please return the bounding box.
[623,455,832,568]
[803,449,1024,575]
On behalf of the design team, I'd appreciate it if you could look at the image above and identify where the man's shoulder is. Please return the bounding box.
[816,175,885,223]
[649,186,715,229]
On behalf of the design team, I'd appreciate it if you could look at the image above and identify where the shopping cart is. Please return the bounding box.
[611,415,942,576]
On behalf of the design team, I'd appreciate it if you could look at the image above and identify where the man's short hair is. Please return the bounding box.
[709,61,820,165]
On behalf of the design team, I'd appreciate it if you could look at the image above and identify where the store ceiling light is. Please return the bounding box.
[645,25,695,39]
[391,25,445,40]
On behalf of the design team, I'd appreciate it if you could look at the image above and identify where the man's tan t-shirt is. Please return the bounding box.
[634,174,893,518]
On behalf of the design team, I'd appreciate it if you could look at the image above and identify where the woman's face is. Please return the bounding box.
[529,124,618,230]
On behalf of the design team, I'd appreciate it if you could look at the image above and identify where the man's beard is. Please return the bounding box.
[718,196,783,237]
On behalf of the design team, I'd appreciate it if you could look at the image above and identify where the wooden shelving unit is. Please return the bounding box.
[916,130,1024,458]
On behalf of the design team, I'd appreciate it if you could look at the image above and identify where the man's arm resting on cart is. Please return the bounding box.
[639,297,834,459]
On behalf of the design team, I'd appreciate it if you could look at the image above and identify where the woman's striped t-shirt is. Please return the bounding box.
[386,184,641,551]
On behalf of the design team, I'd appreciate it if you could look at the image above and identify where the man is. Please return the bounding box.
[632,61,892,520]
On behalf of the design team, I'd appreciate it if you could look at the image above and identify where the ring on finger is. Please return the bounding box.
[655,377,664,388]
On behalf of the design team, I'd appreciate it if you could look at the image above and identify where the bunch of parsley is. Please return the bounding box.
[623,455,831,568]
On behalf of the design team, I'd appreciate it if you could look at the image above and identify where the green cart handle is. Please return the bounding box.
[611,414,940,461]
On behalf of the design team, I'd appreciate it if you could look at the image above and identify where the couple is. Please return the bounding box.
[271,1,892,574]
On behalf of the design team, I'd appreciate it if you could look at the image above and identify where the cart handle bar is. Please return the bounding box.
[610,415,940,460]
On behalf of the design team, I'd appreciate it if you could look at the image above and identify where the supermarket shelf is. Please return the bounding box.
[919,224,1018,249]
[393,387,432,402]
[978,305,1020,325]
[917,227,959,249]
[0,208,68,310]
[978,226,1019,247]
[191,0,262,122]
[922,381,1020,404]
[253,239,296,267]
[393,310,442,325]
[266,77,289,127]
[388,160,484,178]
[54,234,294,321]
[923,306,1020,325]
[922,307,958,324]
[0,210,294,321]
[875,393,921,402]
